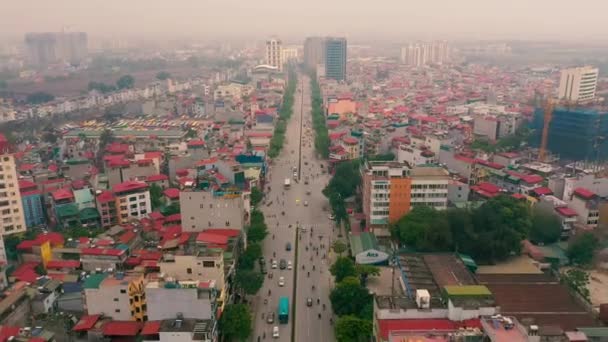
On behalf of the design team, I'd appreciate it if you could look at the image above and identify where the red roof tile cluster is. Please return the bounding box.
[102,321,143,336]
[97,190,115,203]
[112,180,147,194]
[12,261,40,283]
[51,188,74,201]
[196,232,229,245]
[117,230,136,244]
[105,143,130,154]
[377,319,481,340]
[17,232,64,250]
[163,188,180,199]
[556,206,578,217]
[532,187,553,196]
[146,174,169,182]
[141,321,161,335]
[73,315,101,332]
[187,139,206,147]
[573,187,596,200]
[46,260,80,269]
[471,182,501,198]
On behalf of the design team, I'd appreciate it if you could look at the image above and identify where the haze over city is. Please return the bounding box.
[2,0,608,41]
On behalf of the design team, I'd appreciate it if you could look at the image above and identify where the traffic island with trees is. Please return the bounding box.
[267,68,297,158]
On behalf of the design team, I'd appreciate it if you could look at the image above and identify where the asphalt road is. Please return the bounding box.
[252,73,336,342]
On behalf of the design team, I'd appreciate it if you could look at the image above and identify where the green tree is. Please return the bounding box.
[529,206,562,244]
[567,233,599,265]
[391,206,452,252]
[561,268,591,301]
[161,202,181,216]
[156,71,171,80]
[330,276,373,317]
[116,75,135,90]
[219,304,252,341]
[250,187,263,208]
[185,128,198,139]
[368,153,395,161]
[234,269,264,296]
[335,315,373,342]
[88,81,116,94]
[332,240,348,256]
[149,183,164,210]
[330,257,357,283]
[247,220,268,243]
[356,264,380,285]
[238,243,263,270]
[26,92,55,104]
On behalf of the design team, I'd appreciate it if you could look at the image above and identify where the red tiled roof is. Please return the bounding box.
[163,188,180,199]
[378,319,481,340]
[18,180,37,190]
[342,137,358,145]
[187,139,205,147]
[512,193,527,200]
[146,174,169,182]
[136,158,153,166]
[532,187,553,196]
[18,163,37,172]
[125,256,142,266]
[108,159,130,168]
[102,321,143,336]
[144,151,163,159]
[556,206,578,217]
[475,159,504,170]
[455,154,475,164]
[97,190,115,203]
[520,174,543,184]
[149,211,164,221]
[12,261,40,283]
[176,169,189,177]
[80,248,125,257]
[46,260,80,269]
[197,232,229,245]
[573,187,596,200]
[0,326,21,341]
[204,228,240,237]
[141,321,161,335]
[105,143,130,154]
[117,230,136,244]
[112,180,147,194]
[52,188,74,201]
[245,131,273,138]
[164,213,181,222]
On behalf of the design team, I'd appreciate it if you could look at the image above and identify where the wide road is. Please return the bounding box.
[252,72,336,342]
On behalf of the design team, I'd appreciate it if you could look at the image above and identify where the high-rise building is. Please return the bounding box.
[361,161,449,235]
[0,134,26,236]
[401,41,450,67]
[303,37,326,70]
[325,37,347,81]
[281,46,299,63]
[25,31,88,67]
[558,66,599,103]
[265,37,283,72]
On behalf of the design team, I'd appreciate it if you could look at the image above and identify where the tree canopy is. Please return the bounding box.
[567,233,599,265]
[529,206,562,244]
[247,209,268,243]
[238,243,263,270]
[116,75,135,90]
[391,195,532,263]
[26,91,54,104]
[234,269,264,296]
[250,187,263,208]
[310,73,330,158]
[330,257,357,283]
[149,183,164,210]
[332,240,348,256]
[335,315,373,342]
[219,304,252,341]
[330,276,373,317]
[561,268,591,301]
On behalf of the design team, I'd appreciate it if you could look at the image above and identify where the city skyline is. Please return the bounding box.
[2,0,608,41]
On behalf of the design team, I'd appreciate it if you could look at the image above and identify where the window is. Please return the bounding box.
[120,289,126,294]
[225,221,230,226]
[113,298,119,302]
[203,261,215,268]
[115,309,121,313]
[187,268,192,274]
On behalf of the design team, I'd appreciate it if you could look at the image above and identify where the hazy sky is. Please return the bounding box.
[3,0,608,41]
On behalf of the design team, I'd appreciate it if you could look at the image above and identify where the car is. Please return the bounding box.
[273,326,279,338]
[278,276,285,286]
[271,260,278,269]
[304,179,309,185]
[287,261,292,270]
[279,259,287,269]
[267,312,275,324]
[285,242,292,251]
[328,214,336,220]
[306,190,311,195]
[304,201,309,206]
[307,297,313,307]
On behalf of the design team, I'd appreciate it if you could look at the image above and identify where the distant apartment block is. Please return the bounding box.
[0,134,27,235]
[325,37,347,81]
[558,66,599,103]
[25,31,88,67]
[265,37,283,72]
[401,41,450,67]
[303,37,326,70]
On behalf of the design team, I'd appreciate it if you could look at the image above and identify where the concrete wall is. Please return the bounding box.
[146,287,213,320]
[84,285,131,320]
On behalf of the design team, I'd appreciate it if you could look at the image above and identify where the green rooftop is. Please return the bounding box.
[83,273,107,289]
[56,204,79,218]
[349,232,379,256]
[443,285,492,297]
[79,207,100,221]
[66,159,90,165]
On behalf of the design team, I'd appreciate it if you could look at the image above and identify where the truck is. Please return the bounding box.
[284,178,291,189]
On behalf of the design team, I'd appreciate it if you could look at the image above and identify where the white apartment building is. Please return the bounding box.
[265,38,283,72]
[410,167,450,210]
[0,135,26,235]
[111,181,152,224]
[281,47,299,62]
[401,41,450,67]
[558,66,599,103]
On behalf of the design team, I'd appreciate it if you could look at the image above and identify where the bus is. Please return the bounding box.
[278,296,289,324]
[284,178,291,189]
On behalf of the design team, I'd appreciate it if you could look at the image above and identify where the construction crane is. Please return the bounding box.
[539,98,555,162]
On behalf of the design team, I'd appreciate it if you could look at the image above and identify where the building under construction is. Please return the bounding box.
[534,106,608,161]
